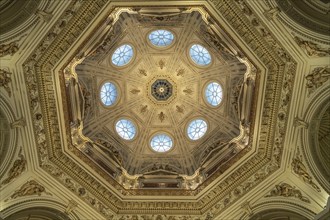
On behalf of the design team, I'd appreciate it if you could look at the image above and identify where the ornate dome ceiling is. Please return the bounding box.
[8,0,330,218]
[66,9,253,189]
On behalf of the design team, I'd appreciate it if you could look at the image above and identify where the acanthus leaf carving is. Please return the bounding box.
[183,87,193,95]
[0,69,12,96]
[0,42,19,57]
[1,147,26,186]
[5,180,52,201]
[265,182,310,203]
[10,117,27,129]
[158,111,166,122]
[305,66,330,95]
[176,68,185,77]
[140,104,148,114]
[130,88,141,94]
[158,59,165,69]
[292,148,321,192]
[294,36,330,57]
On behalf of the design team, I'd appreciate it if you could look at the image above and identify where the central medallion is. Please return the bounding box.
[147,76,177,105]
[151,79,173,101]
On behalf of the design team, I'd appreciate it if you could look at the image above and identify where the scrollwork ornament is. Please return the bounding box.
[305,66,330,95]
[0,42,19,57]
[1,147,26,186]
[294,36,330,57]
[5,180,52,201]
[292,148,321,192]
[265,182,310,203]
[0,69,12,96]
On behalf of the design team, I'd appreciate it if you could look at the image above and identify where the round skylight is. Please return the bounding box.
[115,119,136,140]
[150,134,173,152]
[100,82,118,106]
[149,30,174,47]
[111,44,133,66]
[189,44,211,66]
[187,119,208,140]
[205,82,223,106]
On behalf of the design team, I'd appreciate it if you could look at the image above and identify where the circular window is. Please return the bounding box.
[189,44,211,66]
[111,44,133,66]
[115,119,136,140]
[100,82,118,106]
[187,119,208,140]
[150,134,173,152]
[205,82,223,106]
[149,30,174,47]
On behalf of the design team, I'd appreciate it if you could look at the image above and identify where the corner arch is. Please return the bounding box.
[0,94,18,178]
[1,199,79,220]
[241,200,315,220]
[302,86,330,193]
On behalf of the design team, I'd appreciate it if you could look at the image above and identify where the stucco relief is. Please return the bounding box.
[305,66,330,95]
[0,148,26,186]
[5,180,52,201]
[0,42,19,57]
[292,149,321,192]
[294,36,330,57]
[0,69,12,96]
[265,182,310,203]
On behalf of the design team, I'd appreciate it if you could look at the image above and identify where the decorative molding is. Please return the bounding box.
[176,68,185,76]
[241,201,254,216]
[0,69,12,96]
[1,147,26,186]
[36,9,53,23]
[293,117,308,129]
[183,88,193,95]
[140,104,148,114]
[10,117,27,129]
[263,7,280,21]
[305,66,330,95]
[176,105,184,114]
[138,68,147,77]
[158,59,165,69]
[292,148,321,192]
[158,111,166,122]
[265,183,310,203]
[64,199,78,215]
[130,88,140,94]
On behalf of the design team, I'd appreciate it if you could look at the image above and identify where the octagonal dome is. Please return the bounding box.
[69,8,252,188]
[28,0,295,216]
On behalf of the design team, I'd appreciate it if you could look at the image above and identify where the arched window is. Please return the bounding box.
[111,44,133,66]
[100,82,117,106]
[150,134,173,152]
[187,119,208,140]
[189,44,211,66]
[205,82,223,106]
[115,119,136,140]
[149,30,174,47]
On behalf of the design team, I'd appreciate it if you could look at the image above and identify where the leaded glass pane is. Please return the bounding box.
[149,30,174,47]
[189,44,211,66]
[187,119,208,140]
[205,82,223,106]
[100,82,117,106]
[150,134,173,152]
[111,44,133,66]
[115,119,136,140]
